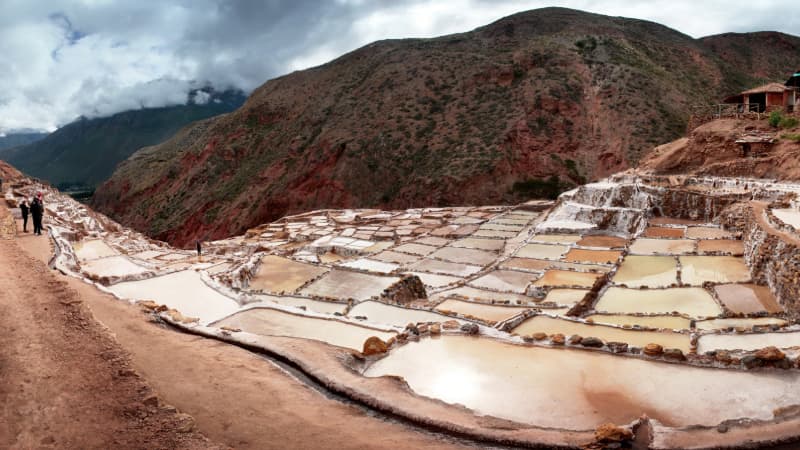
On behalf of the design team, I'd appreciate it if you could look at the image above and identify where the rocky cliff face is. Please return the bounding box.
[92,7,800,247]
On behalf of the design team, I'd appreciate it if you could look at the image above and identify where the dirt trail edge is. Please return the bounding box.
[0,231,221,447]
[10,211,470,449]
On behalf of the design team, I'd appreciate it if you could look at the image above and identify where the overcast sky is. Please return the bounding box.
[1,0,797,134]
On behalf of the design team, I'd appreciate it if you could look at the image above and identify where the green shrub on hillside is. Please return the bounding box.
[769,110,782,127]
[782,133,800,142]
[780,116,799,129]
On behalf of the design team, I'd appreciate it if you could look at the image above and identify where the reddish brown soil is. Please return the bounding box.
[0,208,219,449]
[11,216,470,450]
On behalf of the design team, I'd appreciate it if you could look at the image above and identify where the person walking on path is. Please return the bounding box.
[19,200,29,232]
[30,194,44,236]
[196,239,202,261]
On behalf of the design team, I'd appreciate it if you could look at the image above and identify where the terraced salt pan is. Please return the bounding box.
[530,234,582,245]
[697,239,745,255]
[515,243,569,260]
[595,287,722,318]
[643,226,685,239]
[563,249,621,264]
[404,271,461,288]
[365,336,800,429]
[435,299,528,322]
[407,259,482,277]
[348,301,459,327]
[686,227,733,239]
[131,250,165,260]
[109,270,239,324]
[157,253,193,261]
[372,250,420,265]
[249,255,329,293]
[512,315,690,352]
[694,317,788,331]
[679,256,751,285]
[74,239,117,260]
[479,223,524,232]
[214,308,395,351]
[429,247,497,266]
[302,269,398,300]
[392,243,438,256]
[628,238,696,255]
[500,258,610,274]
[250,296,347,315]
[468,270,534,294]
[532,270,601,288]
[612,256,677,288]
[584,314,692,330]
[81,255,150,278]
[772,208,800,231]
[433,286,535,305]
[471,229,518,239]
[576,235,627,248]
[339,258,399,274]
[414,236,451,247]
[543,289,588,307]
[714,284,782,314]
[697,331,800,353]
[449,238,505,251]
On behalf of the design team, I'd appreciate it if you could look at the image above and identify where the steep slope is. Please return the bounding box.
[3,90,245,190]
[700,32,800,84]
[93,7,800,247]
[0,133,47,152]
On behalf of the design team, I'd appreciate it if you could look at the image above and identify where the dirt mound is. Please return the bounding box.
[639,117,800,179]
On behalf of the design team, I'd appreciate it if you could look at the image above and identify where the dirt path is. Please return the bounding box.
[0,208,219,449]
[12,215,471,449]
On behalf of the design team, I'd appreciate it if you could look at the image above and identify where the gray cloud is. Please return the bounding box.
[1,0,797,134]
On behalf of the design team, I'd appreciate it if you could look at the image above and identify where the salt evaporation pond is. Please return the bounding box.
[697,239,745,255]
[253,295,347,315]
[348,301,459,327]
[74,239,117,260]
[612,256,677,287]
[108,270,239,324]
[628,238,695,255]
[697,331,800,353]
[249,255,328,293]
[595,287,722,318]
[365,336,800,429]
[434,299,528,322]
[515,243,569,260]
[584,314,692,330]
[694,317,788,331]
[772,208,800,231]
[81,255,150,278]
[214,308,395,351]
[533,270,601,288]
[714,284,782,314]
[563,248,621,264]
[468,269,534,293]
[300,270,399,300]
[679,256,751,285]
[543,288,588,306]
[432,286,535,305]
[512,316,690,351]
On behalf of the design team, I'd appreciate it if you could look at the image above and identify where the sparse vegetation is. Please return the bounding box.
[511,176,570,200]
[782,133,800,142]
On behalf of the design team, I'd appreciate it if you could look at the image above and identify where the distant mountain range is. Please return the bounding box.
[78,7,799,246]
[1,89,246,191]
[0,133,47,152]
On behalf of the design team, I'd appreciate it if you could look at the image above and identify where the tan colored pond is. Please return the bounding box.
[81,255,150,278]
[214,308,395,351]
[512,315,690,352]
[429,247,497,266]
[530,234,582,245]
[595,287,722,318]
[393,243,439,256]
[576,235,627,248]
[584,314,692,330]
[612,256,677,288]
[468,269,534,294]
[405,271,461,288]
[449,237,505,251]
[686,227,733,239]
[249,255,329,293]
[348,301,458,327]
[772,208,800,230]
[471,229,518,239]
[364,336,800,429]
[697,331,800,353]
[714,284,783,314]
[697,239,745,255]
[435,299,528,323]
[74,239,117,260]
[694,317,788,331]
[564,248,621,264]
[515,243,569,260]
[432,286,535,305]
[543,289,588,307]
[679,256,751,285]
[300,270,398,300]
[253,295,348,315]
[628,238,696,255]
[532,270,601,288]
[372,250,421,264]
